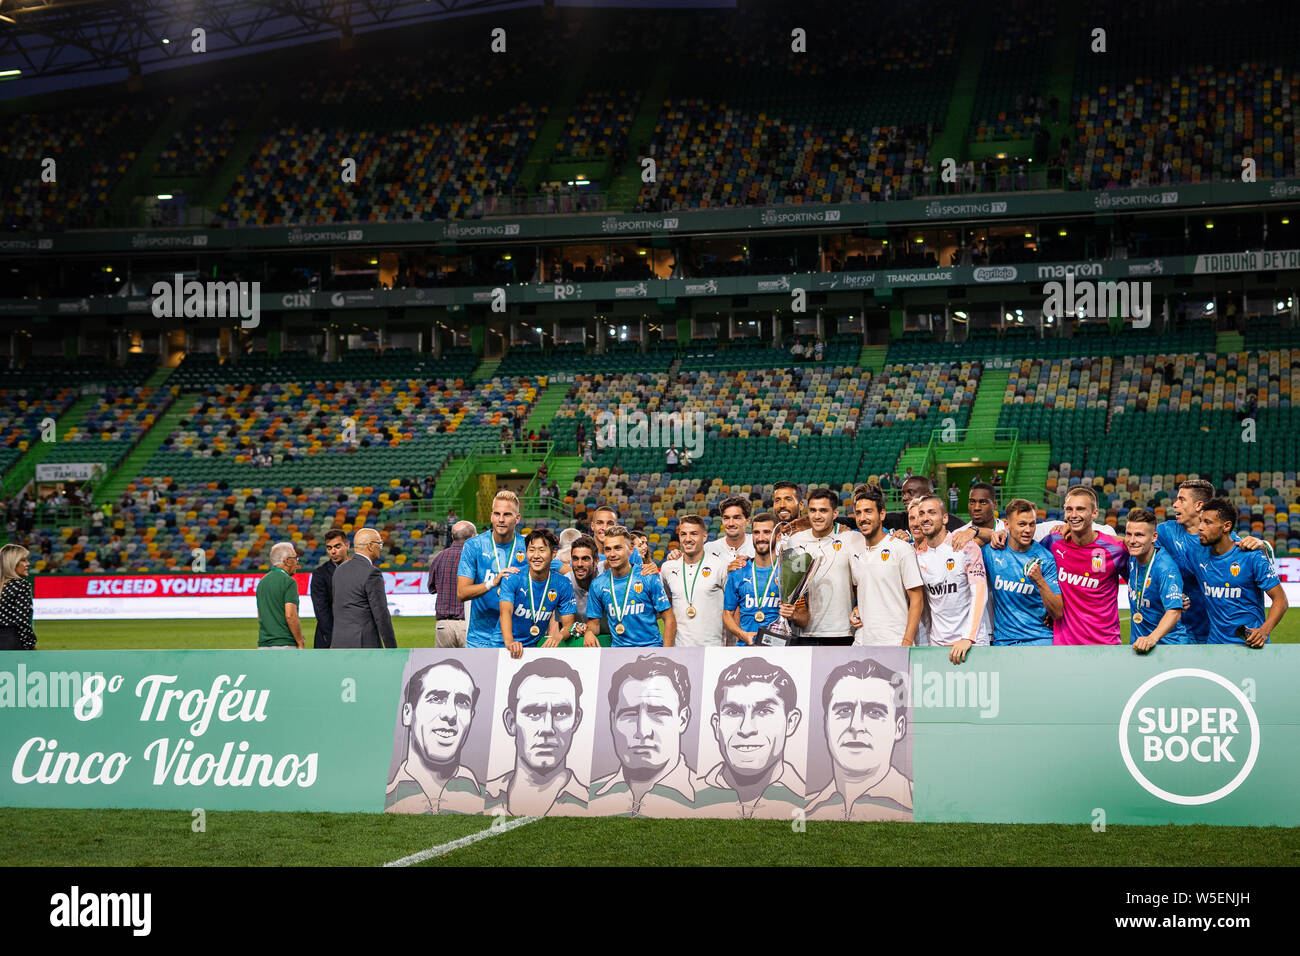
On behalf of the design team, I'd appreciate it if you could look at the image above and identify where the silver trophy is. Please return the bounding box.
[755,548,817,647]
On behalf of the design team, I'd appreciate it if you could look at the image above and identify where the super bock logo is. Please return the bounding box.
[1118,669,1260,806]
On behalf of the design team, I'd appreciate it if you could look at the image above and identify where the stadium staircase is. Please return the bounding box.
[1004,442,1053,505]
[110,97,192,224]
[966,368,1009,434]
[517,66,590,198]
[0,394,99,498]
[1040,0,1082,160]
[930,11,989,167]
[606,54,679,210]
[523,381,570,433]
[1216,330,1245,354]
[858,344,888,377]
[470,357,500,382]
[94,386,194,507]
[201,82,291,211]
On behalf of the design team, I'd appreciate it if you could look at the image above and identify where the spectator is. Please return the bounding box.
[0,544,36,650]
[948,482,960,513]
[500,425,512,454]
[791,340,804,359]
[256,542,304,649]
[428,520,476,648]
[583,439,594,463]
[813,339,825,362]
[575,420,587,450]
[309,529,350,649]
[666,446,680,472]
[445,508,458,547]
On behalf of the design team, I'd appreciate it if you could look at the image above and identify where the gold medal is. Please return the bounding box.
[1131,612,1143,625]
[687,605,696,618]
[614,622,626,635]
[754,611,765,623]
[529,624,540,637]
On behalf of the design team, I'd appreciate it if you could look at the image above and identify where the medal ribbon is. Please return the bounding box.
[682,557,705,608]
[1132,551,1156,611]
[528,573,551,624]
[611,570,635,624]
[751,559,778,610]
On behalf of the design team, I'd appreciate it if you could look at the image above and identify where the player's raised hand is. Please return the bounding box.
[949,528,977,550]
[989,529,1009,550]
[727,555,750,573]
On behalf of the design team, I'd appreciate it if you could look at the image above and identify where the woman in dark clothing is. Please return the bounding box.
[0,544,37,650]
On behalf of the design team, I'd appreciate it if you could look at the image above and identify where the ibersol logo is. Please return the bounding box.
[1118,668,1260,806]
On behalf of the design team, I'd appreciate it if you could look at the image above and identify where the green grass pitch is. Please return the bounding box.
[6,613,1296,867]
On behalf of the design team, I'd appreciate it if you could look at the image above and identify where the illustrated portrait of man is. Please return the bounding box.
[484,657,588,817]
[588,654,699,817]
[385,659,485,814]
[694,656,806,819]
[805,657,914,821]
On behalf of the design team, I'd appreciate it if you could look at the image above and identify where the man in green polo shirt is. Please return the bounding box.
[257,542,304,648]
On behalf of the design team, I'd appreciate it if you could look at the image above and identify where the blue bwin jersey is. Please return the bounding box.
[1194,546,1281,644]
[501,573,577,646]
[586,570,670,647]
[723,563,782,633]
[1127,549,1190,644]
[981,542,1059,645]
[458,531,528,648]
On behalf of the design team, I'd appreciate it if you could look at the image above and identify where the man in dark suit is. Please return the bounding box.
[310,529,350,648]
[330,527,397,648]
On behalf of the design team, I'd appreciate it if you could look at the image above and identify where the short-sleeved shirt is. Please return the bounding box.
[724,559,783,635]
[660,553,730,646]
[982,542,1060,645]
[1193,545,1281,644]
[256,567,299,647]
[458,531,528,648]
[849,536,924,646]
[1127,548,1190,645]
[501,572,577,647]
[1041,531,1129,645]
[783,527,864,638]
[566,572,591,619]
[597,547,642,576]
[587,569,670,647]
[703,534,755,564]
[914,538,990,646]
[1156,520,1238,643]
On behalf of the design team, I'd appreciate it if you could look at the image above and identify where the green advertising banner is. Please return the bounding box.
[910,647,1296,827]
[0,651,407,812]
[3,647,1295,826]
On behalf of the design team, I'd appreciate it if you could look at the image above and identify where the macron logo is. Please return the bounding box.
[1059,571,1101,589]
[1203,583,1242,600]
[50,885,151,936]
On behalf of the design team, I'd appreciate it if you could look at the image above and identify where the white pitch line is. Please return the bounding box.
[382,815,542,867]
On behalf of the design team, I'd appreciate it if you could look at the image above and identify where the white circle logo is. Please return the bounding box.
[1118,668,1260,806]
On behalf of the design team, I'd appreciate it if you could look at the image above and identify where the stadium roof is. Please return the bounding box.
[0,0,539,94]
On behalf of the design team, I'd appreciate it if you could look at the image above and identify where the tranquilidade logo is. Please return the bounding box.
[1118,668,1259,806]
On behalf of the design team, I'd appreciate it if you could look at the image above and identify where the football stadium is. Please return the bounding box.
[1,0,1298,903]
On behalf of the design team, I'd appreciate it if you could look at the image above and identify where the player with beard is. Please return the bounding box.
[723,512,782,646]
[1193,498,1287,646]
[912,495,989,663]
[1154,479,1264,643]
[660,515,730,647]
[845,489,924,646]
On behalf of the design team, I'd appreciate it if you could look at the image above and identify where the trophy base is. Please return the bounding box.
[755,626,791,647]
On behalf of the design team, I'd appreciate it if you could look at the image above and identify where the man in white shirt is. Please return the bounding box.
[912,495,990,664]
[703,494,756,565]
[846,489,924,646]
[780,489,863,646]
[659,515,730,647]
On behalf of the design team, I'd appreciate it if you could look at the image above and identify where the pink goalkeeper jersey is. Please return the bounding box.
[1042,531,1129,645]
